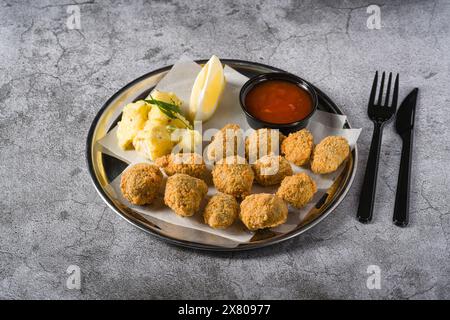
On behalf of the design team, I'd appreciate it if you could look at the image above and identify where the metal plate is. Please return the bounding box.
[86,59,358,251]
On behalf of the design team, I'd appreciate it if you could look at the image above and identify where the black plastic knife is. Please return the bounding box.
[393,88,418,227]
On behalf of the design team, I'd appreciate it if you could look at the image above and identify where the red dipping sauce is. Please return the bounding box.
[245,80,313,124]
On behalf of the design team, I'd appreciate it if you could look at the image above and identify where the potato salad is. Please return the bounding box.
[117,90,201,160]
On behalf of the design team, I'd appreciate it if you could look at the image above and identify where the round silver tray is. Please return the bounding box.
[86,59,358,251]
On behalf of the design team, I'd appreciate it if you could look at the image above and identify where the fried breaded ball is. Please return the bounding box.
[281,128,314,166]
[155,153,208,180]
[276,173,317,208]
[245,128,285,162]
[203,193,239,229]
[207,124,244,162]
[239,193,288,231]
[311,136,350,174]
[252,155,293,186]
[164,173,208,217]
[120,163,163,205]
[212,156,254,198]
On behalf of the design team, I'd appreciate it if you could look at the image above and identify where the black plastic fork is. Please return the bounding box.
[357,71,399,223]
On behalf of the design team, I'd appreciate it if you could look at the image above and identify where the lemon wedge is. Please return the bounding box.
[189,55,225,122]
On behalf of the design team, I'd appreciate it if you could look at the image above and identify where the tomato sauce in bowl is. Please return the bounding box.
[239,72,318,135]
[244,80,313,124]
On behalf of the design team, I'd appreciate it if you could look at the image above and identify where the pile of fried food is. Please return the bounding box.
[120,124,350,232]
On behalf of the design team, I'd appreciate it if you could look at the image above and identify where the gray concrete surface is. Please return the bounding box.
[0,0,449,299]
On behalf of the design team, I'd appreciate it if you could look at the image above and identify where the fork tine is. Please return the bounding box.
[369,71,378,106]
[377,71,385,105]
[391,74,399,109]
[384,72,392,106]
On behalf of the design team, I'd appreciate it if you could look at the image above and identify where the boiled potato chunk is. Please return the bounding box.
[133,123,174,160]
[148,90,182,107]
[174,129,203,153]
[117,100,151,150]
[168,116,190,129]
[147,90,186,127]
[148,105,171,125]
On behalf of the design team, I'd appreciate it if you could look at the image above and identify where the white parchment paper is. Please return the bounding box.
[98,57,361,245]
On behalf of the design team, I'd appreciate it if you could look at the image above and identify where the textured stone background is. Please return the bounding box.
[0,0,449,299]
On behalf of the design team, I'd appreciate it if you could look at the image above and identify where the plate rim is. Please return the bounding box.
[86,59,358,251]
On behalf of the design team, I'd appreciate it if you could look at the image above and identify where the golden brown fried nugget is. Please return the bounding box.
[155,153,208,180]
[281,129,314,166]
[207,124,244,162]
[245,128,285,161]
[311,136,350,174]
[164,173,208,217]
[276,173,317,208]
[252,155,293,186]
[212,156,254,198]
[120,163,163,205]
[203,193,239,229]
[239,193,288,231]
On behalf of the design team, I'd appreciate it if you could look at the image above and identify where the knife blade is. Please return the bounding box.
[393,88,418,227]
[395,88,418,135]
